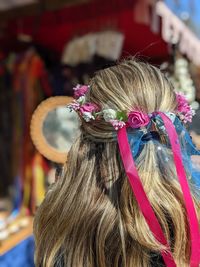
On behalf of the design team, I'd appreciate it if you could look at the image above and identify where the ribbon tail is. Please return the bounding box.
[158,112,200,266]
[117,127,176,267]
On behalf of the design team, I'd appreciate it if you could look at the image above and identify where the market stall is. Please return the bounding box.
[0,0,199,266]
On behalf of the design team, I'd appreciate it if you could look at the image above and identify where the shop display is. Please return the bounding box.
[156,1,200,66]
[0,48,52,260]
[167,56,199,109]
[62,31,124,66]
[0,0,199,266]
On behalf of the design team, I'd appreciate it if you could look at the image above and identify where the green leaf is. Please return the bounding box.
[116,111,128,121]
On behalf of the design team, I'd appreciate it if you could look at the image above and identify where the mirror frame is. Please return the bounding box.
[30,96,75,164]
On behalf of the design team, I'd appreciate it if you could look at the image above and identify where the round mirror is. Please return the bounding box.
[42,106,79,153]
[30,96,80,163]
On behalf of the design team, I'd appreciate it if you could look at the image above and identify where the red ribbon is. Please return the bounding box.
[158,112,200,267]
[117,127,176,267]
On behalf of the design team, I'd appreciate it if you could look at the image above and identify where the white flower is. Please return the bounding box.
[82,112,95,122]
[77,95,86,104]
[192,109,196,116]
[102,109,117,122]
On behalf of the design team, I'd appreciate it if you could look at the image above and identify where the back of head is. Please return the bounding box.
[34,58,200,267]
[83,59,176,139]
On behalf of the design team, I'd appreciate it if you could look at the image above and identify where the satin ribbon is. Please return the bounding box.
[117,127,176,267]
[158,112,200,267]
[118,112,200,267]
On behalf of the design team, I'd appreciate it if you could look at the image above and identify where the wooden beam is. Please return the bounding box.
[0,0,90,21]
[43,0,90,11]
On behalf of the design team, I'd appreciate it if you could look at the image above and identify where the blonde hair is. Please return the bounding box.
[34,58,200,267]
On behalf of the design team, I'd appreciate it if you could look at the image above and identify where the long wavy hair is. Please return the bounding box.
[34,59,200,267]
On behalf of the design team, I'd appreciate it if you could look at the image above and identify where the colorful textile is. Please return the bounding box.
[0,236,35,267]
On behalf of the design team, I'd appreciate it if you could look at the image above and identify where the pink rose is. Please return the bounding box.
[128,110,150,128]
[73,85,89,99]
[79,103,99,114]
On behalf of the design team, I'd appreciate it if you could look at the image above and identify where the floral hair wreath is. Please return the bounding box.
[67,84,195,130]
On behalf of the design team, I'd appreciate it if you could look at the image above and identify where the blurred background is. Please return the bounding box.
[0,0,200,266]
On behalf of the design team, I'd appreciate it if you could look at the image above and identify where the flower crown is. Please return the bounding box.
[67,84,195,130]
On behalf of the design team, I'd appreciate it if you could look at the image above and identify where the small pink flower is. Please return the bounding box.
[182,109,194,123]
[110,120,126,130]
[176,92,190,112]
[128,110,150,128]
[176,92,194,123]
[79,103,99,114]
[73,84,89,99]
[67,101,80,111]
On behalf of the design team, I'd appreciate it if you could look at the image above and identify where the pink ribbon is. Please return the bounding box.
[117,127,176,267]
[117,112,200,267]
[158,112,200,267]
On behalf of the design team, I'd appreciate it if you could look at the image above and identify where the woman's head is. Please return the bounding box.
[82,59,176,140]
[34,58,200,267]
